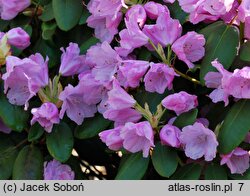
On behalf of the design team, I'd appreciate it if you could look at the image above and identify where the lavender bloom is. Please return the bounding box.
[172,31,205,68]
[120,121,155,158]
[59,84,97,125]
[7,27,30,49]
[86,42,122,85]
[0,0,31,20]
[86,0,122,43]
[144,2,170,20]
[220,147,250,174]
[2,53,49,110]
[116,6,148,57]
[59,43,86,76]
[160,124,181,148]
[118,60,150,88]
[162,91,198,115]
[143,12,182,47]
[99,126,123,151]
[44,159,75,180]
[180,122,218,161]
[31,102,60,133]
[144,63,176,94]
[102,80,141,126]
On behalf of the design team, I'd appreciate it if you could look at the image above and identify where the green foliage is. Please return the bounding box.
[240,41,250,62]
[115,153,150,180]
[218,100,250,154]
[173,109,198,128]
[28,123,44,142]
[0,93,29,132]
[46,122,74,162]
[13,145,43,180]
[52,0,83,31]
[75,114,111,139]
[205,163,228,180]
[171,164,202,180]
[199,21,239,84]
[0,134,18,179]
[152,142,178,178]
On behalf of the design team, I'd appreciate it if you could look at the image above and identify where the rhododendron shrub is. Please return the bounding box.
[0,0,250,180]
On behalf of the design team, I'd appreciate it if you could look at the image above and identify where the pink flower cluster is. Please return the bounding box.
[1,0,250,176]
[205,60,250,106]
[0,0,31,20]
[44,159,75,180]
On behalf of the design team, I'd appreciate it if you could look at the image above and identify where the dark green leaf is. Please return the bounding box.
[42,21,57,40]
[39,3,55,22]
[171,164,202,180]
[12,145,43,180]
[0,134,18,179]
[0,93,29,132]
[32,38,61,68]
[199,21,239,84]
[115,153,149,180]
[152,142,178,178]
[138,48,152,61]
[0,19,10,31]
[205,163,227,180]
[78,8,90,25]
[173,109,198,128]
[28,123,44,142]
[52,0,83,31]
[240,41,250,62]
[80,37,99,54]
[218,100,250,154]
[46,122,74,162]
[168,1,188,25]
[74,114,111,139]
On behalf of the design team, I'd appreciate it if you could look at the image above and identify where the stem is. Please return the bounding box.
[177,156,185,166]
[148,39,202,86]
[239,22,245,44]
[134,103,151,122]
[173,67,202,85]
[167,45,172,65]
[148,39,158,52]
[157,108,166,122]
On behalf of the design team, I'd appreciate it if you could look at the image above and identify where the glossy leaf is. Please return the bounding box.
[240,41,250,62]
[46,122,74,162]
[218,100,250,154]
[173,109,198,128]
[171,164,202,180]
[74,114,111,139]
[199,21,239,84]
[168,1,188,25]
[152,142,178,178]
[12,145,43,180]
[0,93,29,132]
[28,123,44,142]
[205,163,227,180]
[52,0,83,31]
[39,3,54,22]
[80,37,99,54]
[42,22,57,40]
[115,153,149,180]
[0,134,18,179]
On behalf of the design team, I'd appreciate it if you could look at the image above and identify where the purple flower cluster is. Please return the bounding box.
[44,159,75,180]
[1,0,250,177]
